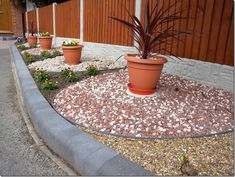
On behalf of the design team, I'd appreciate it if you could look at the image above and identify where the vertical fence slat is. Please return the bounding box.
[27,10,37,35]
[206,0,224,63]
[215,0,234,64]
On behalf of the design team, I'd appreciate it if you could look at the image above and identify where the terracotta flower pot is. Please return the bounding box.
[39,36,53,50]
[62,45,84,65]
[125,54,167,95]
[27,36,37,46]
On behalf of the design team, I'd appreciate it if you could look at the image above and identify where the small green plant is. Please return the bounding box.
[34,69,49,82]
[41,51,53,58]
[42,79,58,90]
[60,68,79,82]
[61,68,72,77]
[17,44,29,50]
[68,72,79,82]
[52,50,63,57]
[29,44,37,48]
[40,32,50,36]
[86,65,98,75]
[23,52,35,63]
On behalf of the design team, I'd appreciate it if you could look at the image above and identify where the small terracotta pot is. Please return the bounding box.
[27,36,37,46]
[62,45,84,65]
[125,54,167,95]
[39,36,53,50]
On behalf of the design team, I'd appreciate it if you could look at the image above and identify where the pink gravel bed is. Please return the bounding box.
[53,69,234,138]
[21,47,62,55]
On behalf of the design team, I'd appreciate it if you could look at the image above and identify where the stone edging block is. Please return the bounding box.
[10,45,152,176]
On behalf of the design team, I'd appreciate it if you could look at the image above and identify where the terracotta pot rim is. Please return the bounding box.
[62,45,84,49]
[39,36,53,39]
[125,54,167,65]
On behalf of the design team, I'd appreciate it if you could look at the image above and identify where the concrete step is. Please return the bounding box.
[0,35,17,41]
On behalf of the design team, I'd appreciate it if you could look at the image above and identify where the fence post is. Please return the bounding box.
[134,0,142,48]
[53,3,57,46]
[36,8,39,35]
[25,12,29,37]
[80,0,84,42]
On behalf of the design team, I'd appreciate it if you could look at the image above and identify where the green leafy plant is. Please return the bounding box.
[29,44,37,48]
[60,68,72,77]
[42,79,58,90]
[23,52,35,63]
[34,69,49,82]
[86,65,98,76]
[52,50,63,57]
[40,32,50,37]
[60,68,79,82]
[109,1,189,59]
[17,44,27,50]
[41,51,53,58]
[62,40,79,46]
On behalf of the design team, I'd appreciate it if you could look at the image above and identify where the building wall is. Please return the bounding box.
[9,1,23,36]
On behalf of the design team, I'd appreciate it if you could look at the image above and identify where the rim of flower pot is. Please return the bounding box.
[125,53,167,65]
[62,45,84,49]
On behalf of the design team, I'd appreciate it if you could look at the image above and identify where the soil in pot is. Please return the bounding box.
[62,45,84,65]
[28,36,37,46]
[39,36,53,50]
[125,54,167,95]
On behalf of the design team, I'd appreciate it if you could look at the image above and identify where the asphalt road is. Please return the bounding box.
[0,48,67,175]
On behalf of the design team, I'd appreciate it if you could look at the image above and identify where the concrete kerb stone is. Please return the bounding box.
[9,45,152,176]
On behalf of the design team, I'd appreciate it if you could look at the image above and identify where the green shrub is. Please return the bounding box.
[42,79,58,90]
[17,44,29,50]
[52,50,63,57]
[61,68,79,82]
[41,51,53,58]
[61,68,72,77]
[29,44,37,48]
[86,65,98,76]
[33,69,49,82]
[23,52,35,63]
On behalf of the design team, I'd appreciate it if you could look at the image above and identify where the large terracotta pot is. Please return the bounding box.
[125,54,167,95]
[62,45,84,65]
[39,36,53,50]
[27,36,37,46]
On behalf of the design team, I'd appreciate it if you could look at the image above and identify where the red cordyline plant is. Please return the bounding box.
[109,1,189,59]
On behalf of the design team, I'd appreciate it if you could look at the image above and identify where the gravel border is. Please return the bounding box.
[53,70,233,139]
[10,45,151,176]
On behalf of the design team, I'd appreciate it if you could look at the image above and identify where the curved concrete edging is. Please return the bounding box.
[10,45,152,176]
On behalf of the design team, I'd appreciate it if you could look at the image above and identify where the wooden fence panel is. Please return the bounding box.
[27,10,37,34]
[83,0,135,46]
[141,0,234,66]
[55,0,80,38]
[39,5,53,34]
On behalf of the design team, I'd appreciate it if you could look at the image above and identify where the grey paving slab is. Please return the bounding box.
[0,48,66,175]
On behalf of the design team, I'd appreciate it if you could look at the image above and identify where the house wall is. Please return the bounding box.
[9,1,23,36]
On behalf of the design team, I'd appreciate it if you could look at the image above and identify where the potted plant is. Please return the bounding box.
[39,32,53,50]
[27,21,37,46]
[62,40,84,65]
[110,1,188,95]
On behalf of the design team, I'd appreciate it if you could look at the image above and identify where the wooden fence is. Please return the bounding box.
[55,0,80,38]
[25,0,234,66]
[38,5,53,34]
[84,0,135,46]
[27,9,37,34]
